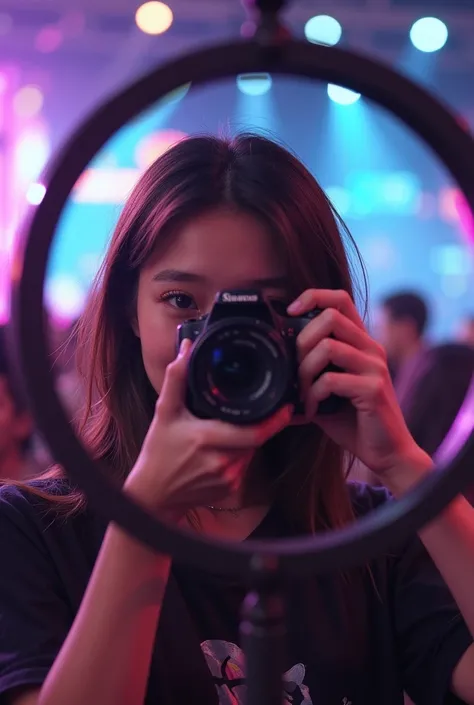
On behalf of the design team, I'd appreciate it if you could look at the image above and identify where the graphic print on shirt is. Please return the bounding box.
[200,640,313,705]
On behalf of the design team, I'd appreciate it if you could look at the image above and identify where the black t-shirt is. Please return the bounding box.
[0,480,471,705]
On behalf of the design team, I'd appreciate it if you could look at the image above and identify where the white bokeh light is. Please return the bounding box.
[327,84,361,105]
[45,276,86,321]
[26,182,46,205]
[236,73,272,96]
[304,15,342,46]
[410,17,448,53]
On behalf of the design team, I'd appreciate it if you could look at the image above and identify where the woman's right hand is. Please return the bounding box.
[124,340,292,521]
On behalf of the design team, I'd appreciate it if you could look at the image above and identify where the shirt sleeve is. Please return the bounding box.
[0,486,72,701]
[393,533,473,705]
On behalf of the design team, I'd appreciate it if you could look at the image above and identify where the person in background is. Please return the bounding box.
[0,326,37,480]
[457,315,474,348]
[398,342,474,505]
[376,291,429,407]
[400,342,474,456]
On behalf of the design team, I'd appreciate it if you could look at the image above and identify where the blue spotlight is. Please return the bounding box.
[304,15,342,46]
[327,84,361,106]
[410,17,448,53]
[236,73,272,96]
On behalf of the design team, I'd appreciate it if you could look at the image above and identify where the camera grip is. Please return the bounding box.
[288,312,345,416]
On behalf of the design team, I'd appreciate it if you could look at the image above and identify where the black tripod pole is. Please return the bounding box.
[240,554,286,705]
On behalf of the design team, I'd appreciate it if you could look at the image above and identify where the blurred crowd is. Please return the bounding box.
[1,293,474,500]
[0,319,82,481]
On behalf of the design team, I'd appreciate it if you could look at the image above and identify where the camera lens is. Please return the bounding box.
[210,342,263,399]
[187,318,292,424]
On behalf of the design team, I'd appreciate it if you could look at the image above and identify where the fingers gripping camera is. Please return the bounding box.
[177,290,343,424]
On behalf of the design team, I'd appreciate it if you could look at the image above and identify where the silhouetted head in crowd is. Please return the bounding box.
[0,326,34,479]
[377,291,429,372]
[400,342,474,459]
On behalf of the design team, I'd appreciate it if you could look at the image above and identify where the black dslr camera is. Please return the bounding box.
[177,290,343,424]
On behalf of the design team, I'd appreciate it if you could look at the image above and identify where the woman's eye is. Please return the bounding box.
[160,291,198,311]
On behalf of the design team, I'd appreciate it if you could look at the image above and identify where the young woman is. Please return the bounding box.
[0,134,473,705]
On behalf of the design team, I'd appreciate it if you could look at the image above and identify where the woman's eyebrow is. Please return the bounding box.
[152,269,206,283]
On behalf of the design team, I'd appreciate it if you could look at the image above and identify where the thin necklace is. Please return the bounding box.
[206,504,245,518]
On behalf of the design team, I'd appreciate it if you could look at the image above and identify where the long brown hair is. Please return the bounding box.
[16,133,367,534]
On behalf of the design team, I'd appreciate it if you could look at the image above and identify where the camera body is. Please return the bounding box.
[177,290,343,424]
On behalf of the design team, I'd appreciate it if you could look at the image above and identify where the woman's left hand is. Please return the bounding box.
[288,288,426,478]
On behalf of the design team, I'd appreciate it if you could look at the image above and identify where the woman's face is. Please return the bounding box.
[134,208,288,395]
